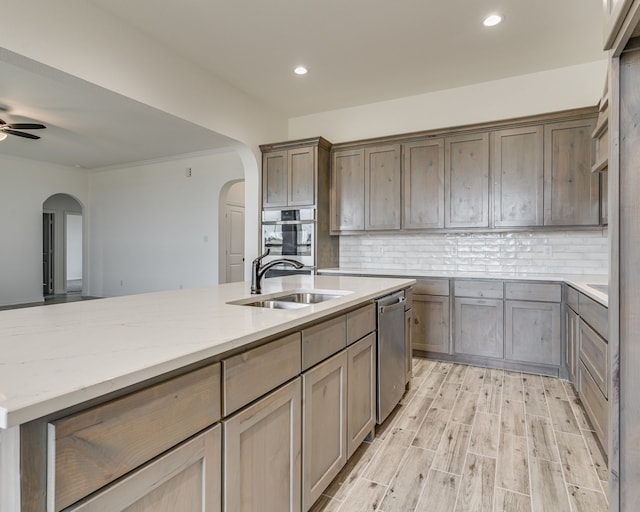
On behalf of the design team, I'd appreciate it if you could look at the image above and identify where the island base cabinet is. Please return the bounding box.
[505,300,561,366]
[347,333,376,458]
[302,352,348,511]
[66,426,221,512]
[223,379,301,512]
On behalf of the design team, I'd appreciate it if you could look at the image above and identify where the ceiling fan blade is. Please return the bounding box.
[3,129,40,140]
[5,123,46,130]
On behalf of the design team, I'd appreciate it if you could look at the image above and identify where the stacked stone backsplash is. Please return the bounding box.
[338,230,608,275]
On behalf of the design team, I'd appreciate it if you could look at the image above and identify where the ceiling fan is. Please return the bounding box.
[0,118,46,140]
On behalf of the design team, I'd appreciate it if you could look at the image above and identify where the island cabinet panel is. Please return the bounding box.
[402,139,445,229]
[444,133,490,228]
[331,148,365,232]
[288,146,316,206]
[49,363,221,512]
[223,378,301,512]
[364,144,401,230]
[65,426,221,512]
[302,352,348,511]
[566,305,579,383]
[505,300,561,366]
[347,333,376,458]
[454,298,504,359]
[491,126,544,227]
[222,332,301,416]
[543,119,599,226]
[262,150,288,208]
[412,295,450,355]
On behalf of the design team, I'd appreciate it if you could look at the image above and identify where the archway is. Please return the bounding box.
[42,193,84,296]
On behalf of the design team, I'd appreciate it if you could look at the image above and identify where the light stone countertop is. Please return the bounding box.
[319,268,608,307]
[0,275,414,429]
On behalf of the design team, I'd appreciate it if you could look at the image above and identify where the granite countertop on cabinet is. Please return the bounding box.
[319,268,608,307]
[0,274,414,429]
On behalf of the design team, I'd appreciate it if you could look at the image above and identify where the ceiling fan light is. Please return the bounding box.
[0,132,7,142]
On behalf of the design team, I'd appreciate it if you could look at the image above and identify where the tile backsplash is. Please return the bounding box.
[338,230,608,275]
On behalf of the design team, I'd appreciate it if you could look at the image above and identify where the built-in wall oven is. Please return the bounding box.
[261,209,315,276]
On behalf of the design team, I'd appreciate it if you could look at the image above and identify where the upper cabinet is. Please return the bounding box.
[543,119,599,226]
[365,144,401,230]
[403,139,445,229]
[444,133,490,228]
[492,126,544,228]
[261,138,331,208]
[327,108,600,234]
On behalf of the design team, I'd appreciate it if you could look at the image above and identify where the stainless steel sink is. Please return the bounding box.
[228,289,351,309]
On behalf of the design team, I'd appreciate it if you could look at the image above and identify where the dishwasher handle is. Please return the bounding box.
[379,296,406,314]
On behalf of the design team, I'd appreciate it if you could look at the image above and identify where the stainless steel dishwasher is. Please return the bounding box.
[376,290,406,424]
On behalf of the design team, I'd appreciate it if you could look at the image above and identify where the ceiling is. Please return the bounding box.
[89,0,605,117]
[0,1,606,169]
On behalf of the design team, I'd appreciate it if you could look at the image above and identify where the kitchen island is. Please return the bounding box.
[0,274,414,512]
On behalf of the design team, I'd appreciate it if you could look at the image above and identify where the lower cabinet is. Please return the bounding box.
[347,333,376,458]
[223,379,301,512]
[302,352,348,511]
[505,300,561,366]
[566,305,579,382]
[454,297,504,359]
[68,426,221,512]
[412,294,450,354]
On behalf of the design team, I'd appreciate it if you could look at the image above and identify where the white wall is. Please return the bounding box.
[288,61,609,142]
[87,150,245,297]
[66,213,83,281]
[0,156,88,306]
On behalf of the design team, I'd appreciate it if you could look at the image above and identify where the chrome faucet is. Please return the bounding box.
[251,249,304,294]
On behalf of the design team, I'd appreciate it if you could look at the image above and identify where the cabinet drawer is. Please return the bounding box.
[346,304,376,345]
[505,282,561,302]
[49,363,221,511]
[413,278,449,296]
[579,294,608,340]
[579,319,608,398]
[302,315,347,370]
[223,333,301,415]
[566,286,579,312]
[454,280,503,299]
[579,362,608,453]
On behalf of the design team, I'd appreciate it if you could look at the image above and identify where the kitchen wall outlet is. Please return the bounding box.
[185,167,192,178]
[543,246,553,257]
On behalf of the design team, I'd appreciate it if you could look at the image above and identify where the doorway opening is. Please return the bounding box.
[42,193,84,298]
[219,180,245,283]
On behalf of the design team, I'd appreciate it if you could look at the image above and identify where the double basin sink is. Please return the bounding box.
[229,290,350,310]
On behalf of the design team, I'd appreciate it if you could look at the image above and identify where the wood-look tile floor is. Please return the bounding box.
[311,358,609,512]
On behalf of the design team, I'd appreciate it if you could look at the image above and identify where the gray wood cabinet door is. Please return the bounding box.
[365,144,401,230]
[412,295,450,355]
[492,126,544,227]
[288,146,315,206]
[566,305,579,383]
[262,150,288,208]
[331,148,365,232]
[402,139,445,229]
[302,352,348,511]
[543,119,599,226]
[347,333,376,459]
[223,379,301,512]
[67,426,221,512]
[445,133,490,228]
[505,300,561,366]
[454,297,503,359]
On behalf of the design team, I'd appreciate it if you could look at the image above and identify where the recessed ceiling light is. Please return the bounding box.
[483,14,502,27]
[294,66,308,75]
